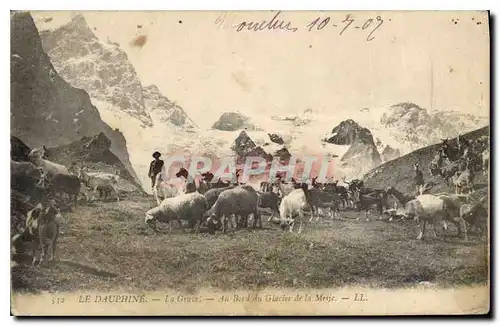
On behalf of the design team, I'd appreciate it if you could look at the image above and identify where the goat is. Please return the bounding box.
[482,149,489,176]
[25,203,62,266]
[78,168,119,202]
[153,173,182,205]
[459,196,488,234]
[405,194,468,241]
[28,147,70,176]
[439,161,460,186]
[279,188,310,234]
[452,159,474,195]
[256,190,281,221]
[307,188,341,221]
[38,172,83,206]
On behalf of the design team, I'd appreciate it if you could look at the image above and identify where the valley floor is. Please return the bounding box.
[11,195,488,294]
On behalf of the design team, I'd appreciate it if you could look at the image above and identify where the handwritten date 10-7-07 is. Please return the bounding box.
[223,12,386,42]
[307,14,384,41]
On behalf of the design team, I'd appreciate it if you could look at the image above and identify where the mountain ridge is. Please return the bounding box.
[10,11,140,185]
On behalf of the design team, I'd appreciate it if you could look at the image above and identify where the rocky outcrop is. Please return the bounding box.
[11,136,31,162]
[45,133,142,190]
[212,112,257,131]
[142,85,196,128]
[232,130,272,163]
[381,145,401,163]
[323,119,382,176]
[323,119,375,146]
[274,146,292,162]
[10,11,139,184]
[268,133,285,145]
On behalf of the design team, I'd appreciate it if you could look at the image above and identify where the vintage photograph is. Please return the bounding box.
[10,10,490,315]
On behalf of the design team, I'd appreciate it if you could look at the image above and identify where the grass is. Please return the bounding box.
[11,194,488,294]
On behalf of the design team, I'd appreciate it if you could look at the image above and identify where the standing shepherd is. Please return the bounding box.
[413,162,424,194]
[148,151,164,189]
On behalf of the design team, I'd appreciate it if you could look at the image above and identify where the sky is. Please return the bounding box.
[31,10,490,128]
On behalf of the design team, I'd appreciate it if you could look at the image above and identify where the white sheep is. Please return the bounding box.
[145,192,208,232]
[78,169,119,202]
[279,188,310,234]
[28,147,70,176]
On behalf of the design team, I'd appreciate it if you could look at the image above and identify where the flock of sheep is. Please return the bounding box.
[146,134,490,242]
[11,133,489,268]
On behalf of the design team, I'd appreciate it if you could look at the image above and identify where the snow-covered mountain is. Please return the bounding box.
[33,14,489,190]
[38,14,196,130]
[360,102,489,155]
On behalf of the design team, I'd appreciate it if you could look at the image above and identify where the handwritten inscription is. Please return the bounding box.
[216,11,386,41]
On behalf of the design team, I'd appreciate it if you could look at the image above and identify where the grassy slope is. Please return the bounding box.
[11,126,490,293]
[364,126,490,198]
[12,194,487,294]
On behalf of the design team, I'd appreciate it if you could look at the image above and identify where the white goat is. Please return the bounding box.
[153,173,183,205]
[405,194,467,241]
[78,169,119,202]
[28,147,70,176]
[279,188,310,234]
[452,168,473,195]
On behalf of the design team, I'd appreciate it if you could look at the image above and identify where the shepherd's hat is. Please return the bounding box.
[152,151,161,158]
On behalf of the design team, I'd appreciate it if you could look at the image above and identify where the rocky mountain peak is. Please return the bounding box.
[11,11,140,186]
[37,14,196,131]
[324,119,376,146]
[212,112,257,131]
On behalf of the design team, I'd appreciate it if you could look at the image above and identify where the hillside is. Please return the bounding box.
[364,126,490,198]
[10,11,139,186]
[45,132,143,191]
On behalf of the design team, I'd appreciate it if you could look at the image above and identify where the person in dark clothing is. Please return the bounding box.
[413,162,424,194]
[148,151,164,189]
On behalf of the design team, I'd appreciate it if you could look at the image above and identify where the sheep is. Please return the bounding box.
[404,194,468,241]
[78,168,119,202]
[28,147,70,176]
[25,202,62,266]
[205,185,261,233]
[279,188,310,234]
[145,192,208,233]
[152,173,183,205]
[203,185,237,211]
